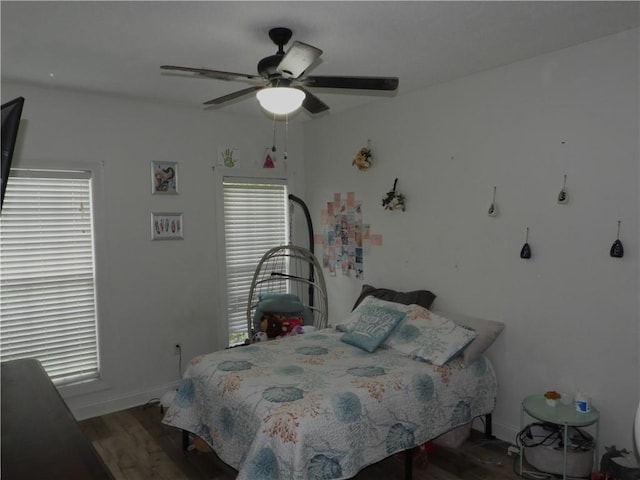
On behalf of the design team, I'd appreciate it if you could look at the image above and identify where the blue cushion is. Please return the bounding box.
[259,292,301,303]
[252,293,314,332]
[339,297,406,353]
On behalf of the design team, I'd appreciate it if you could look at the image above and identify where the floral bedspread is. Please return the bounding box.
[162,329,497,480]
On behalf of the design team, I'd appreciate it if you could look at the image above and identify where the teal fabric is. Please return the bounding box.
[339,297,406,352]
[252,293,314,332]
[259,292,302,303]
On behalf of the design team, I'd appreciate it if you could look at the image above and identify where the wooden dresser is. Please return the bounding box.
[1,358,114,479]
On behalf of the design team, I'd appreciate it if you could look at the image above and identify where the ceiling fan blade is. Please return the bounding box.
[302,75,399,91]
[276,41,323,79]
[299,87,329,114]
[161,65,262,83]
[204,86,264,105]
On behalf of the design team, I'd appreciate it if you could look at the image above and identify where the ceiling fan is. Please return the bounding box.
[160,27,399,115]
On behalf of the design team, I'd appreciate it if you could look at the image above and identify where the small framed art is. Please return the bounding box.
[152,161,178,194]
[151,212,183,240]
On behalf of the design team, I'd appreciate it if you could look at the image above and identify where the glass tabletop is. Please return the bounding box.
[522,394,599,427]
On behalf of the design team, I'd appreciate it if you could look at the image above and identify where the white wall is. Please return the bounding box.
[2,27,638,452]
[303,29,639,450]
[1,82,306,419]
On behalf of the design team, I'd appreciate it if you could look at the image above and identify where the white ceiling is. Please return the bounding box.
[2,1,638,121]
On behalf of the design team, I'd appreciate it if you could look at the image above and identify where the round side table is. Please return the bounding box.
[519,394,600,479]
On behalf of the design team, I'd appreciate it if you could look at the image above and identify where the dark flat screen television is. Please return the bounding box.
[1,96,25,210]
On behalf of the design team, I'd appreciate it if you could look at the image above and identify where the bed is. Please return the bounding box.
[163,287,503,480]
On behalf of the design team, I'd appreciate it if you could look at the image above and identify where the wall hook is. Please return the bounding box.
[610,220,624,258]
[520,227,532,259]
[488,186,498,217]
[557,174,569,204]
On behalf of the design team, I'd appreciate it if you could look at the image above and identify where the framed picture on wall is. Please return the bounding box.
[152,161,178,194]
[151,212,184,240]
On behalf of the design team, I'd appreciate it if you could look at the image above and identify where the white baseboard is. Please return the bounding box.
[70,381,181,421]
[472,416,519,445]
[490,421,520,445]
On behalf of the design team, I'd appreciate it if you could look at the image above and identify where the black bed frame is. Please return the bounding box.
[401,414,494,480]
[181,413,494,480]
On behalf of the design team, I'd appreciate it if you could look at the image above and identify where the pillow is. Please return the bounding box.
[336,296,410,332]
[351,284,436,311]
[339,296,407,352]
[252,293,314,332]
[384,305,477,366]
[259,292,301,302]
[432,310,505,365]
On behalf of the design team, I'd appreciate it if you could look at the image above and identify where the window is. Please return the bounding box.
[221,178,288,346]
[0,169,99,385]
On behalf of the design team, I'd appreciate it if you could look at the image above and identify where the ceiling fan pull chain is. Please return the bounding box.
[284,113,289,160]
[271,113,277,152]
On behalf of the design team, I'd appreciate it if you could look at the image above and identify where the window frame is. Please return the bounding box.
[0,161,107,391]
[213,167,289,349]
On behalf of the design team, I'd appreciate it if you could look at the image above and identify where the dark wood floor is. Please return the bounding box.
[79,404,524,480]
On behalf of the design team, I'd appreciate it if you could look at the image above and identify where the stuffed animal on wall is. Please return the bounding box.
[352,146,372,170]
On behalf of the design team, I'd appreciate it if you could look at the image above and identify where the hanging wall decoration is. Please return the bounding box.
[488,186,498,217]
[263,148,276,168]
[610,220,624,258]
[151,212,184,240]
[382,178,406,211]
[318,192,384,279]
[520,227,532,259]
[219,147,238,167]
[152,161,178,194]
[352,140,372,171]
[557,174,569,204]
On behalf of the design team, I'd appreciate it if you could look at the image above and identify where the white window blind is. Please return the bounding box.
[222,179,287,345]
[0,170,99,385]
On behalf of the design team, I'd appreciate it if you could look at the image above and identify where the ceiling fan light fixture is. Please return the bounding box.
[256,87,305,115]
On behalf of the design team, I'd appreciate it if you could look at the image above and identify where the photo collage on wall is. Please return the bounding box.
[317,192,383,279]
